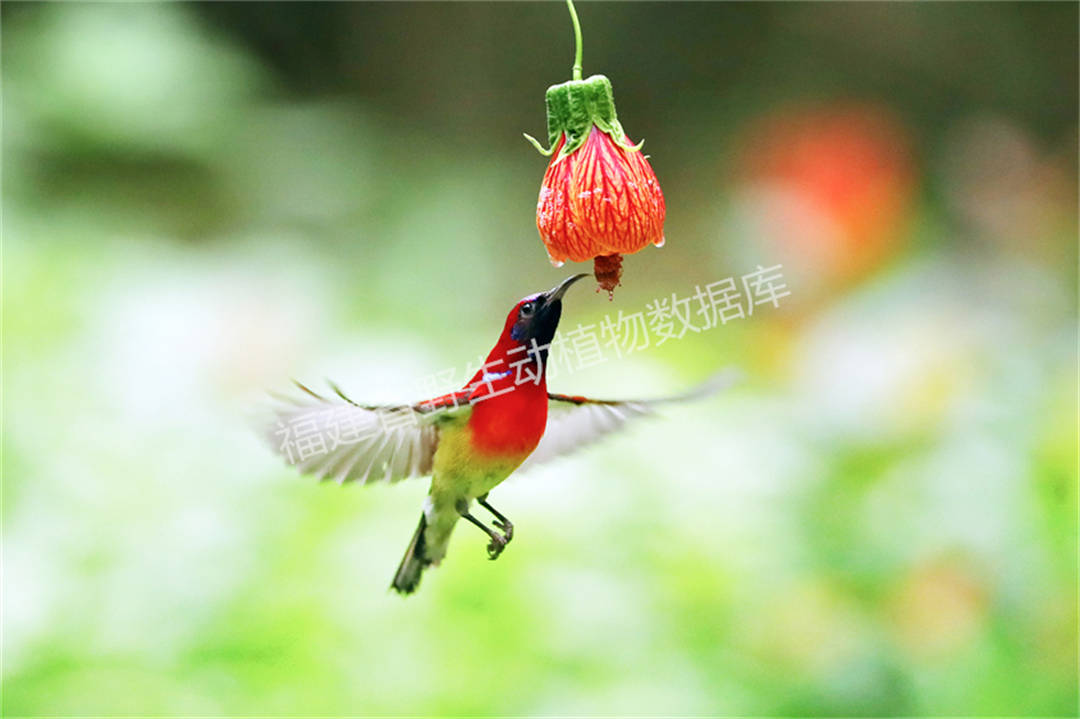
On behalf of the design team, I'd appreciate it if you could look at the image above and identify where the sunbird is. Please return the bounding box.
[267,274,729,594]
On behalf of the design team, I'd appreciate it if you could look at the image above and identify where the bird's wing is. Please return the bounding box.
[518,370,740,472]
[264,381,472,485]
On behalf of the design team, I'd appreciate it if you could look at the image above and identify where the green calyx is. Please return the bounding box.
[523,74,643,161]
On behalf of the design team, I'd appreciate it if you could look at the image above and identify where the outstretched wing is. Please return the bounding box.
[264,381,471,485]
[518,371,739,472]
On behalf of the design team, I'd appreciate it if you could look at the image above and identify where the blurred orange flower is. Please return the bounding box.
[738,104,916,292]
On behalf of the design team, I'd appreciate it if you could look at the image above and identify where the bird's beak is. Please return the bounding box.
[544,273,589,303]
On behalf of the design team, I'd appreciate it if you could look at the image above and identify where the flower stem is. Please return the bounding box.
[566,0,583,81]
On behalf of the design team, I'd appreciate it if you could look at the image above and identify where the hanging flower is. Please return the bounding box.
[526,3,665,294]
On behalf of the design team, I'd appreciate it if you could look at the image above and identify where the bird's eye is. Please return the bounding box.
[520,301,536,317]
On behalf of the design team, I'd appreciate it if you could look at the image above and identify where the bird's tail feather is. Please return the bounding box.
[391,513,430,595]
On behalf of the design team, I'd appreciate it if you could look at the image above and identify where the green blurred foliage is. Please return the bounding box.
[3,2,1077,716]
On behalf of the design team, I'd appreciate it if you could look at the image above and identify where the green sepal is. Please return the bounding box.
[525,74,643,161]
[522,132,554,156]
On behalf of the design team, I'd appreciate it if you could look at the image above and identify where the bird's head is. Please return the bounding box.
[504,273,588,348]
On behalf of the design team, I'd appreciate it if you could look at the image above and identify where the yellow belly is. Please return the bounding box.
[419,418,534,565]
[430,421,529,500]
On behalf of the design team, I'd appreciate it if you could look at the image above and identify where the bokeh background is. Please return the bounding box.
[4,2,1077,716]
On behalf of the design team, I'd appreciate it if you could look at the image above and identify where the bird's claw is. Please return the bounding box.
[487,534,507,560]
[493,519,514,543]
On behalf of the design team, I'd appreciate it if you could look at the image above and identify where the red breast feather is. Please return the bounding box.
[467,379,549,459]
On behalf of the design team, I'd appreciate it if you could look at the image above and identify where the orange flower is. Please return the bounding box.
[538,126,665,291]
[739,104,914,292]
[527,74,665,293]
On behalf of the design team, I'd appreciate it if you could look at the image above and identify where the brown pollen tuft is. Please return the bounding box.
[593,253,623,297]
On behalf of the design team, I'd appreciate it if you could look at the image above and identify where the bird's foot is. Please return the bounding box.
[487,533,507,560]
[493,518,514,543]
